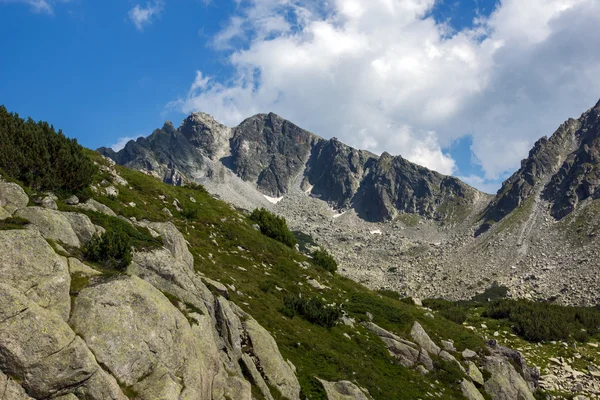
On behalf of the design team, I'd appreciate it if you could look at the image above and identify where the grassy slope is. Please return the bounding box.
[69,154,487,400]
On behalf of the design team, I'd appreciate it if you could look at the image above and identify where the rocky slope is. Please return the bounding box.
[0,156,559,400]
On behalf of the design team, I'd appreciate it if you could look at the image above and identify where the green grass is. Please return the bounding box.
[26,153,505,399]
[0,216,29,230]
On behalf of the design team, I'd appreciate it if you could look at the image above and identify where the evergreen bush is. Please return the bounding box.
[250,208,297,248]
[311,248,337,273]
[282,294,341,328]
[0,105,96,194]
[84,226,132,271]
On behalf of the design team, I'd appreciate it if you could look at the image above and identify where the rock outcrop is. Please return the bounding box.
[317,378,373,400]
[0,181,29,214]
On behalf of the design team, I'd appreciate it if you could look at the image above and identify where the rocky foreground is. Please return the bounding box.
[0,160,563,400]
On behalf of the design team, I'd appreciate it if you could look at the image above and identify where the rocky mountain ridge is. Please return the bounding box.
[100,100,600,306]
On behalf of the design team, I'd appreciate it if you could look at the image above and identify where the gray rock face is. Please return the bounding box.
[0,182,29,214]
[483,356,536,400]
[15,207,82,248]
[0,229,71,321]
[69,276,221,400]
[0,370,34,399]
[410,321,441,356]
[243,316,301,400]
[0,284,126,400]
[0,205,11,220]
[356,153,481,222]
[179,112,232,160]
[461,379,485,400]
[76,199,117,217]
[231,113,318,197]
[317,378,373,400]
[303,138,377,209]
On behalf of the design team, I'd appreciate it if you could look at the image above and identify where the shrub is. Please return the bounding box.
[282,294,341,328]
[470,283,509,303]
[311,248,337,273]
[423,299,468,325]
[250,208,297,248]
[482,299,600,342]
[0,105,96,194]
[84,226,132,271]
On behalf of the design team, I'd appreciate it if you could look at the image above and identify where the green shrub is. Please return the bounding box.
[311,248,337,273]
[84,226,132,271]
[483,299,600,342]
[423,299,468,325]
[282,294,341,328]
[181,207,199,220]
[470,284,509,303]
[250,208,297,248]
[0,105,96,194]
[430,358,464,387]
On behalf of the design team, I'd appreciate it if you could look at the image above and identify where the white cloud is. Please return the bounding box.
[111,136,141,151]
[1,0,67,14]
[457,174,503,195]
[171,0,600,185]
[128,1,164,31]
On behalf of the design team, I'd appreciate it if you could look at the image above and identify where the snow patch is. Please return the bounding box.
[370,229,382,235]
[264,195,284,204]
[333,211,346,219]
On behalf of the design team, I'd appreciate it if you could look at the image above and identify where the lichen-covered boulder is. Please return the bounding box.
[483,356,535,400]
[243,317,301,400]
[317,378,373,400]
[62,212,103,244]
[0,284,126,400]
[461,379,485,400]
[76,199,117,217]
[410,321,441,355]
[15,207,81,248]
[136,220,194,268]
[0,370,34,399]
[69,276,222,400]
[0,205,11,220]
[0,182,29,214]
[0,229,70,320]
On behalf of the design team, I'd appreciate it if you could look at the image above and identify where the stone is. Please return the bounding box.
[0,284,126,400]
[243,317,301,400]
[483,356,535,400]
[410,321,441,355]
[68,257,102,276]
[461,379,485,400]
[136,221,193,268]
[62,212,103,244]
[15,207,81,248]
[76,198,117,217]
[69,276,221,400]
[203,277,229,297]
[65,195,80,205]
[0,370,34,399]
[0,182,29,214]
[381,337,419,367]
[0,205,10,220]
[463,349,478,359]
[0,229,71,321]
[419,349,435,371]
[241,354,275,400]
[40,196,58,210]
[104,185,119,197]
[467,361,485,386]
[317,378,373,400]
[442,339,456,352]
[440,350,466,373]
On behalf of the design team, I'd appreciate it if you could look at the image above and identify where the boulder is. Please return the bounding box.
[0,205,10,220]
[440,350,466,373]
[0,229,70,320]
[62,212,102,244]
[380,337,419,367]
[69,276,222,400]
[0,370,34,399]
[0,284,126,400]
[15,207,81,248]
[467,361,485,386]
[317,378,373,400]
[41,196,58,210]
[68,257,102,277]
[463,349,478,359]
[0,182,29,214]
[76,199,117,217]
[410,321,441,355]
[65,195,80,205]
[241,353,274,400]
[418,349,435,371]
[243,317,301,400]
[136,221,193,268]
[483,356,536,400]
[461,379,485,400]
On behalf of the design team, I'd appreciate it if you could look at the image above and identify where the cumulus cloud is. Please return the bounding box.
[128,1,164,31]
[170,0,600,184]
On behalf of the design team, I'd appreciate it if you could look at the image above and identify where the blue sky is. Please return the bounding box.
[2,0,599,194]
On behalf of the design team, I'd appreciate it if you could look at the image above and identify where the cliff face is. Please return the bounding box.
[101,112,484,224]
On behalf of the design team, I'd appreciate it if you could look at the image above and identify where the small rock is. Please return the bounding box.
[65,195,79,205]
